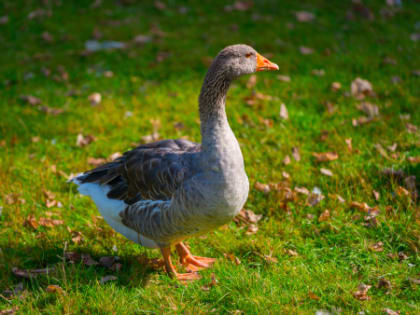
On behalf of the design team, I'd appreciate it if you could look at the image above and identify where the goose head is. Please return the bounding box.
[212,44,279,79]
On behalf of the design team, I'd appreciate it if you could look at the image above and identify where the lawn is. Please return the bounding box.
[0,0,419,314]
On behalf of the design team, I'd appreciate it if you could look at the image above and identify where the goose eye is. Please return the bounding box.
[245,53,252,58]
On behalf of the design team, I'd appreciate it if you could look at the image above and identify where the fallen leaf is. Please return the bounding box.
[201,273,218,291]
[99,256,118,269]
[398,252,408,261]
[246,74,257,89]
[76,134,96,147]
[224,253,241,265]
[396,186,410,197]
[64,252,81,264]
[279,103,289,120]
[46,284,63,294]
[331,82,341,91]
[100,275,117,284]
[81,254,98,266]
[405,123,418,134]
[312,152,338,162]
[292,147,301,161]
[407,156,420,164]
[245,224,258,235]
[20,95,41,106]
[294,186,309,195]
[373,190,380,201]
[300,46,314,55]
[408,277,420,285]
[352,116,373,126]
[224,1,253,12]
[42,31,53,42]
[38,218,63,227]
[369,241,384,252]
[0,16,9,24]
[320,168,333,177]
[0,307,18,315]
[352,283,371,301]
[286,249,298,257]
[318,209,330,222]
[345,138,353,152]
[38,106,64,116]
[307,192,325,207]
[351,78,374,99]
[87,157,106,166]
[235,209,263,225]
[308,291,320,300]
[349,201,370,212]
[255,182,270,193]
[154,1,166,10]
[283,155,291,165]
[71,231,83,244]
[24,215,38,229]
[282,171,290,179]
[295,11,315,22]
[88,92,102,106]
[357,102,379,117]
[141,132,160,143]
[374,143,389,159]
[383,308,400,315]
[277,75,291,82]
[12,267,54,279]
[378,278,392,292]
[311,69,325,76]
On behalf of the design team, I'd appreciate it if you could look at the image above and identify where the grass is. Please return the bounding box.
[0,0,419,313]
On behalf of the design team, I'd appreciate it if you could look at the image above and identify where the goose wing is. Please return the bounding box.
[77,139,201,204]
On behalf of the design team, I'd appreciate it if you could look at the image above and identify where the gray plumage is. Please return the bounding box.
[74,44,262,247]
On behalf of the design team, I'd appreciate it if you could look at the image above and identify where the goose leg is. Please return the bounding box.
[175,242,216,272]
[160,247,201,281]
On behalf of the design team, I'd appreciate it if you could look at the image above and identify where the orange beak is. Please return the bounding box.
[256,53,279,71]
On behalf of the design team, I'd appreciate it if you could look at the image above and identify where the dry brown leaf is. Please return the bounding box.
[46,284,63,294]
[224,253,241,265]
[408,277,420,285]
[38,106,64,116]
[352,283,371,301]
[42,31,53,42]
[38,218,64,227]
[87,157,106,166]
[154,1,166,10]
[373,190,380,201]
[408,156,420,164]
[81,254,98,266]
[279,103,289,120]
[352,116,373,126]
[100,275,118,284]
[283,155,291,165]
[351,77,374,99]
[307,193,324,207]
[282,171,290,179]
[345,138,353,152]
[299,46,314,55]
[234,209,263,225]
[357,102,379,117]
[311,69,325,76]
[201,273,218,291]
[349,201,371,212]
[24,215,38,229]
[109,152,122,161]
[405,123,418,134]
[286,249,298,257]
[277,75,291,82]
[308,291,320,300]
[245,224,258,235]
[224,1,253,12]
[318,209,330,222]
[76,134,96,147]
[12,266,54,279]
[88,92,102,106]
[141,132,160,143]
[369,241,384,252]
[294,186,309,195]
[312,152,338,162]
[378,278,392,292]
[0,307,18,315]
[64,252,81,264]
[71,231,83,244]
[331,82,341,91]
[246,74,257,89]
[295,11,315,22]
[383,308,400,315]
[254,182,270,193]
[20,95,41,106]
[320,168,333,177]
[292,147,301,162]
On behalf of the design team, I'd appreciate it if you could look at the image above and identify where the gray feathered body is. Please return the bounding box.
[73,44,253,247]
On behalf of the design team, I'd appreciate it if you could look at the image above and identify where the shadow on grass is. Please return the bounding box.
[1,242,158,292]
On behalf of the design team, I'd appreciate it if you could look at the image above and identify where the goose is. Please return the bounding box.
[70,44,278,281]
